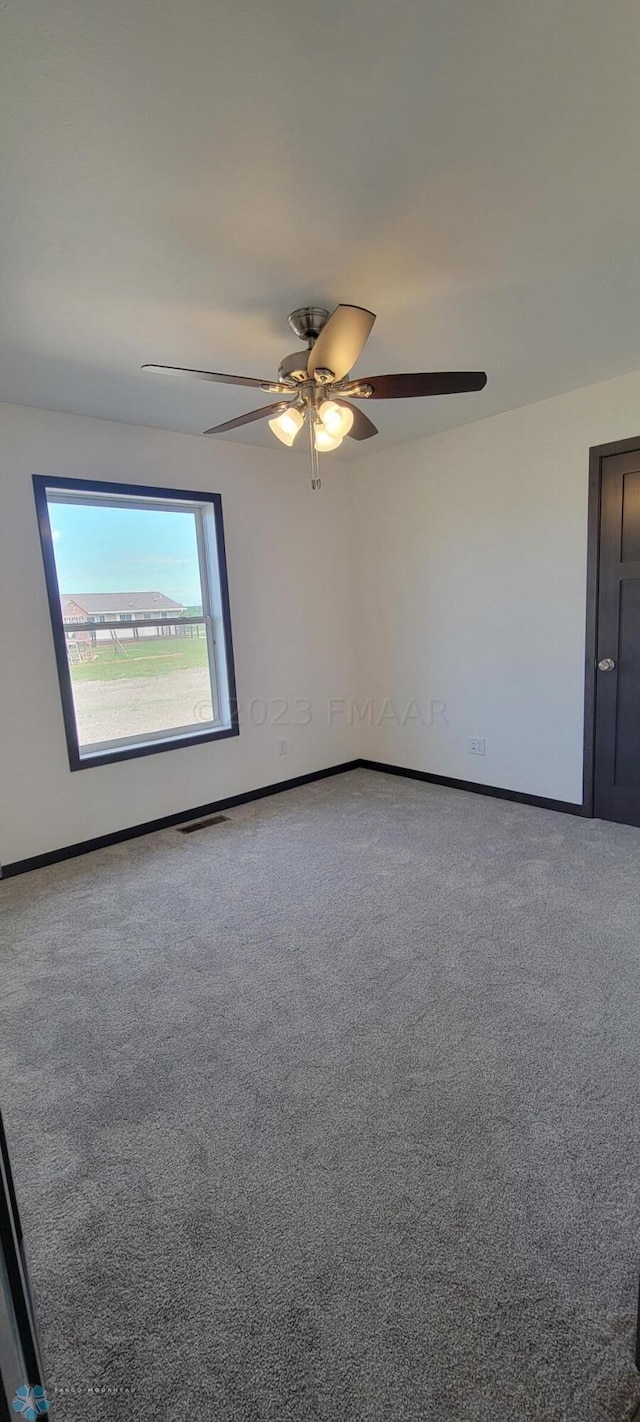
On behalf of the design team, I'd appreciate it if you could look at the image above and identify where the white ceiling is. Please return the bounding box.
[2,0,640,457]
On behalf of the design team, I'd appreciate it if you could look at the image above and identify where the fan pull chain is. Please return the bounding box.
[308,410,321,490]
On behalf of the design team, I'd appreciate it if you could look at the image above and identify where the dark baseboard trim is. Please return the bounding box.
[1,761,360,879]
[358,760,586,817]
[1,756,588,879]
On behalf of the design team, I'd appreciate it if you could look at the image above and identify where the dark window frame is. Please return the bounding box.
[33,474,239,771]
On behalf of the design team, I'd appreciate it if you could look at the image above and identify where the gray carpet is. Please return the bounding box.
[1,768,639,1421]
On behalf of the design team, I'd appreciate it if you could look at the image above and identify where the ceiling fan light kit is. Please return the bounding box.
[143,304,487,490]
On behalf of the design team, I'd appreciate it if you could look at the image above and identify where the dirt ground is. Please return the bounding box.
[71,667,214,746]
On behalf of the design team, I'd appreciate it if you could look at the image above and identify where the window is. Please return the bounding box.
[33,476,238,769]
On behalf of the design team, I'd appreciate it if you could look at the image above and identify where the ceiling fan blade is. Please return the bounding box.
[347,371,488,399]
[203,401,290,435]
[307,305,376,383]
[334,400,378,441]
[142,364,292,393]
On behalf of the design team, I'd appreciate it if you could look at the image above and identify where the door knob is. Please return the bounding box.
[598,657,616,672]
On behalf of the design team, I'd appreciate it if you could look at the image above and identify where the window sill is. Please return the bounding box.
[70,723,239,771]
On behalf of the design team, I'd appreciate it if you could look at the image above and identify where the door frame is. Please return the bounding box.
[583,435,640,817]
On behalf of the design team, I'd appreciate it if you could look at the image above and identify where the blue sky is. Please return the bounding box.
[49,501,203,605]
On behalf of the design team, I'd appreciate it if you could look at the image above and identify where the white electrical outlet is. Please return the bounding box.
[469,737,486,756]
[277,739,287,756]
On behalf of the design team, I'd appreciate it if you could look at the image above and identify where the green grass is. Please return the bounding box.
[69,635,209,682]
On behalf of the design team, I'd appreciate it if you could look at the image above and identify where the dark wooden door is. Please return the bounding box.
[594,446,640,825]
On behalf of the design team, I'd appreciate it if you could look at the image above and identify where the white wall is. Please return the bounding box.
[351,369,640,805]
[0,402,357,865]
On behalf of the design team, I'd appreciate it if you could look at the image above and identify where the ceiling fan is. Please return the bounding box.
[143,305,487,490]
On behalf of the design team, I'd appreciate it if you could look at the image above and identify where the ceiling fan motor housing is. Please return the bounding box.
[278,349,312,383]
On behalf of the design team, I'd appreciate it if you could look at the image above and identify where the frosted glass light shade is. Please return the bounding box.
[269,406,304,446]
[318,400,354,437]
[314,424,343,452]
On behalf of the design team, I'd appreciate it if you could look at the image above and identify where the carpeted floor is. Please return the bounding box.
[1,768,639,1421]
